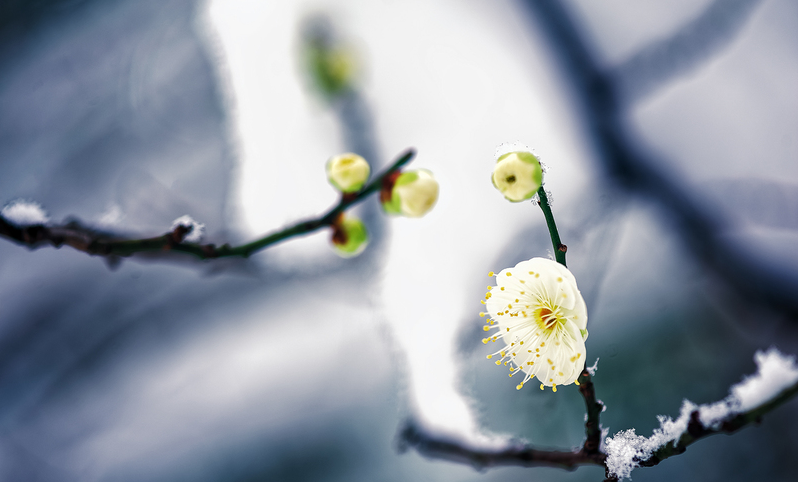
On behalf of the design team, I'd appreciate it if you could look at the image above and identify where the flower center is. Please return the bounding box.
[505,174,516,184]
[535,306,559,331]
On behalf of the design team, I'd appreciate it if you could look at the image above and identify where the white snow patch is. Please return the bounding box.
[171,215,206,243]
[605,347,798,479]
[1,199,49,226]
[732,347,798,411]
[586,357,599,376]
[494,141,534,161]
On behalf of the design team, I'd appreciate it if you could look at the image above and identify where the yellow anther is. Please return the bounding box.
[503,361,508,366]
[577,353,582,358]
[482,339,489,345]
[540,342,546,347]
[520,291,525,295]
[487,354,492,359]
[500,351,506,357]
[487,286,492,291]
[514,298,519,303]
[558,372,563,376]
[488,271,495,277]
[536,354,540,357]
[495,360,501,365]
[500,287,505,291]
[506,328,510,332]
[519,341,524,345]
[535,273,539,278]
[562,293,567,298]
[536,348,540,352]
[555,342,560,346]
[483,326,490,332]
[516,384,523,390]
[540,384,544,390]
[485,293,491,299]
[508,304,512,309]
[549,378,553,382]
[511,342,515,346]
[519,280,525,284]
[547,359,553,364]
[506,272,512,276]
[480,300,486,304]
[552,384,557,393]
[528,349,532,353]
[509,373,513,377]
[504,310,509,314]
[557,277,563,282]
[529,271,534,275]
[574,380,581,386]
[479,312,486,317]
[512,352,516,356]
[570,356,577,362]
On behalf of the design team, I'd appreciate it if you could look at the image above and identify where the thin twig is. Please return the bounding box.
[577,370,604,454]
[536,185,567,266]
[0,149,415,261]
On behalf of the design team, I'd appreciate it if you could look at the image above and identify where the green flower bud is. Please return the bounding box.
[381,169,439,218]
[326,153,370,193]
[491,151,543,202]
[330,215,369,257]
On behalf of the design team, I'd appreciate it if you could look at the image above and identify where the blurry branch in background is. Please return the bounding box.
[611,0,762,103]
[0,149,415,262]
[517,0,798,320]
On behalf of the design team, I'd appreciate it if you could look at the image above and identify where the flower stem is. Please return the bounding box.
[536,186,567,267]
[0,149,416,261]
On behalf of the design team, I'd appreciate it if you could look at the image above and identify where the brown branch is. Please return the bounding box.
[637,379,798,469]
[398,420,606,471]
[0,148,415,261]
[577,370,604,454]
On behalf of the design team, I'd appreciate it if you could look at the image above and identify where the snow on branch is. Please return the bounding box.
[605,348,798,480]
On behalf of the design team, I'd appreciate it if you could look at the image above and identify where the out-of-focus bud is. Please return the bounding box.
[381,169,439,218]
[301,15,357,99]
[330,214,369,257]
[326,153,370,193]
[491,151,543,202]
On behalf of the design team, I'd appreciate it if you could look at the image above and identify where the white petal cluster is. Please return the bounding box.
[481,257,588,391]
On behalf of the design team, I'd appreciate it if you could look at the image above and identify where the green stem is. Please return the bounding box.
[536,186,566,267]
[1,149,416,260]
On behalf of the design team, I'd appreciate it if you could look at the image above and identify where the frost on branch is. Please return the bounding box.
[1,200,49,226]
[170,215,205,243]
[605,347,798,479]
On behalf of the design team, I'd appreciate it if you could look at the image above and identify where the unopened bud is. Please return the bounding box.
[326,153,370,193]
[491,151,542,202]
[330,215,369,257]
[381,169,439,218]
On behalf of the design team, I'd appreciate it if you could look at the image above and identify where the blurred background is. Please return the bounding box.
[0,0,796,480]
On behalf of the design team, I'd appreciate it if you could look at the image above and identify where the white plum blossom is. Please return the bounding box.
[1,199,49,226]
[481,257,588,391]
[326,152,370,193]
